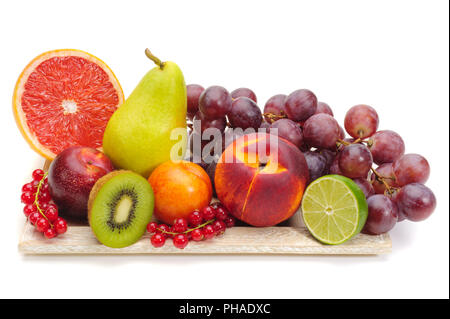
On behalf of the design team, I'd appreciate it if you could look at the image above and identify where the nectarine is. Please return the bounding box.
[215,133,309,226]
[149,161,212,225]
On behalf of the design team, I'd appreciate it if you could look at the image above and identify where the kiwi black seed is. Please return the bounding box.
[88,170,154,248]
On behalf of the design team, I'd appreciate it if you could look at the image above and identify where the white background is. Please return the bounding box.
[0,0,448,299]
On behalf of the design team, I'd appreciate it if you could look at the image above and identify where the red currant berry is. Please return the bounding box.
[22,182,35,193]
[44,227,57,239]
[146,222,158,233]
[224,216,236,228]
[40,183,49,192]
[38,190,51,203]
[21,191,35,204]
[54,218,68,234]
[188,210,203,227]
[23,204,37,217]
[173,234,189,249]
[150,233,166,248]
[29,212,41,225]
[44,206,58,222]
[36,218,50,233]
[202,224,216,239]
[173,218,188,233]
[202,206,216,220]
[212,220,226,236]
[156,224,170,237]
[32,169,45,181]
[215,206,229,221]
[191,229,204,241]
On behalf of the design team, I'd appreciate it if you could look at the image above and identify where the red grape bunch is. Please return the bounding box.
[148,203,236,249]
[187,84,436,237]
[21,169,68,239]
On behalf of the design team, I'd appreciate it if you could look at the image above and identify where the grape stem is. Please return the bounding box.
[156,219,215,236]
[262,112,287,123]
[33,172,51,224]
[370,167,398,195]
[145,48,165,69]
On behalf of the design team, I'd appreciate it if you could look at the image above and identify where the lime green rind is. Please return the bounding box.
[301,175,368,245]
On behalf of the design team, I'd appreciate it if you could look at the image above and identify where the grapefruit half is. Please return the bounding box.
[13,49,124,159]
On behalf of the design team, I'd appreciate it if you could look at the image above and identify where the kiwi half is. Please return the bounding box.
[88,170,154,248]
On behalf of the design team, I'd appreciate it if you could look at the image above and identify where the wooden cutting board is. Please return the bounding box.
[18,161,391,255]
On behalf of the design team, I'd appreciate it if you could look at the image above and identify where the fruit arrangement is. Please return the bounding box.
[14,47,436,252]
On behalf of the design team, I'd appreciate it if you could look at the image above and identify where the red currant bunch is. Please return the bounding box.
[147,202,236,249]
[21,169,68,239]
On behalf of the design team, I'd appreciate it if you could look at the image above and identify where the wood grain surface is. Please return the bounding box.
[18,160,391,255]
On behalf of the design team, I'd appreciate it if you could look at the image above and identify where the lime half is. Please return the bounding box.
[301,175,368,245]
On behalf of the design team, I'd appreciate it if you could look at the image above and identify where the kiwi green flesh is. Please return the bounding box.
[89,171,154,248]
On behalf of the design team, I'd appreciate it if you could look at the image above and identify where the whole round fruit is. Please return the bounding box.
[48,146,114,221]
[284,89,318,121]
[193,111,227,134]
[353,178,375,198]
[368,130,405,164]
[269,118,303,148]
[187,84,205,115]
[315,102,334,116]
[344,104,379,139]
[395,183,436,221]
[215,133,309,226]
[303,113,341,149]
[231,87,257,102]
[149,161,212,225]
[339,144,373,179]
[363,194,398,235]
[303,151,327,183]
[198,86,232,119]
[228,97,262,129]
[263,94,287,122]
[393,153,430,186]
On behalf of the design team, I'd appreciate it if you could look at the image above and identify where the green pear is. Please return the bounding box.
[103,49,187,178]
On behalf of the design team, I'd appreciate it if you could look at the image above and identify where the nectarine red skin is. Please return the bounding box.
[48,146,114,221]
[215,133,309,227]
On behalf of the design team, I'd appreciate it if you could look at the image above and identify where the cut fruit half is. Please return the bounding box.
[88,170,154,248]
[13,49,124,159]
[301,175,368,245]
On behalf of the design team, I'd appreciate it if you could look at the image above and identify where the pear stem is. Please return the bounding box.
[145,48,165,69]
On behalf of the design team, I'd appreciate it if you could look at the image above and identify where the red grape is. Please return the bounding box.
[363,194,398,235]
[269,119,303,148]
[231,88,257,103]
[368,130,405,164]
[258,121,271,133]
[314,101,334,117]
[228,97,262,129]
[370,163,398,194]
[395,183,436,222]
[339,144,373,178]
[344,104,379,138]
[304,151,327,183]
[353,178,375,198]
[193,111,227,134]
[393,153,430,186]
[303,113,341,149]
[329,153,343,175]
[187,84,205,115]
[284,89,318,121]
[198,86,232,119]
[263,94,287,122]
